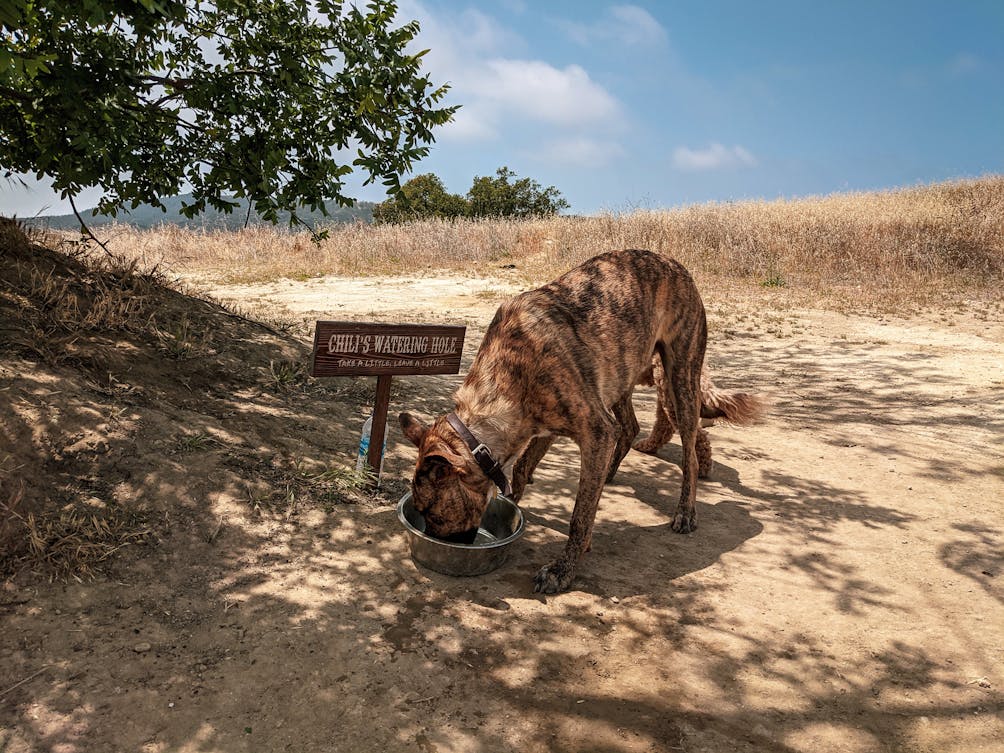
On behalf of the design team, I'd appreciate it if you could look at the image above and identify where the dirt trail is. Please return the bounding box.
[2,273,1002,753]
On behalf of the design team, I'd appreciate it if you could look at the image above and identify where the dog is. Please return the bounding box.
[633,359,767,477]
[400,249,709,594]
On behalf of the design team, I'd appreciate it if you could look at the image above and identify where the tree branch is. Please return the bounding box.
[138,69,264,88]
[69,194,114,257]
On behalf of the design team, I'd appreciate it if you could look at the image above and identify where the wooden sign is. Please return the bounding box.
[311,321,466,377]
[311,321,467,485]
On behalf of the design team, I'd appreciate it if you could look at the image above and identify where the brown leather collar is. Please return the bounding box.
[445,412,513,498]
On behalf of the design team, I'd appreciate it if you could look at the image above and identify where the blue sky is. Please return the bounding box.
[2,0,1002,216]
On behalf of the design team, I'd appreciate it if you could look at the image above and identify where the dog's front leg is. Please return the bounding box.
[606,393,640,483]
[534,429,616,594]
[511,435,553,503]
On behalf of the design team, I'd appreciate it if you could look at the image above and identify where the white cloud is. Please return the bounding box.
[534,137,626,167]
[672,143,757,171]
[562,4,666,47]
[476,60,620,126]
[398,3,526,78]
[400,1,623,143]
[438,106,499,142]
[608,5,667,46]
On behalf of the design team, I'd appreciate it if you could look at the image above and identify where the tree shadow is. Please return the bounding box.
[5,261,1004,752]
[939,522,1003,605]
[695,332,1004,485]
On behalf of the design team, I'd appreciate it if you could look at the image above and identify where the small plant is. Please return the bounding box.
[310,465,375,493]
[156,315,205,359]
[244,485,272,516]
[474,286,507,300]
[760,273,787,288]
[1,485,153,579]
[173,432,217,453]
[267,359,306,391]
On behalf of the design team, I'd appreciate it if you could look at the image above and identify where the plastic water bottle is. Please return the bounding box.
[355,415,386,477]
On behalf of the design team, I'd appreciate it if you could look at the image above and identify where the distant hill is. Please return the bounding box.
[27,193,374,230]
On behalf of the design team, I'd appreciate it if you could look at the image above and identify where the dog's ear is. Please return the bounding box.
[399,412,428,447]
[416,451,468,483]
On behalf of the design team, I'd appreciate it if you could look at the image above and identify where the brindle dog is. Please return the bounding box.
[400,249,708,594]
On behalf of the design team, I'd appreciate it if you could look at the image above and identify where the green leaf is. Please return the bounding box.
[1,0,454,222]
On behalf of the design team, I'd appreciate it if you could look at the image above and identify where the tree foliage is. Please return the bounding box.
[373,166,569,223]
[466,166,569,219]
[371,173,466,223]
[0,0,456,226]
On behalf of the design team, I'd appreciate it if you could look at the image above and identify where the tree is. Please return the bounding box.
[372,173,467,223]
[1,0,456,229]
[373,167,569,223]
[466,166,569,219]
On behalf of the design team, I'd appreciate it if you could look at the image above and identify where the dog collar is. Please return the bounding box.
[445,412,513,497]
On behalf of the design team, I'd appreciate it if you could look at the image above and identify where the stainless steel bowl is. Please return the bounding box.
[397,492,525,576]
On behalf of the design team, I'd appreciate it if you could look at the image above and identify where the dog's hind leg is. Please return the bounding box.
[606,393,639,483]
[634,390,713,476]
[696,427,713,478]
[634,356,675,455]
[661,330,705,534]
[634,392,675,454]
[534,412,618,594]
[511,435,553,503]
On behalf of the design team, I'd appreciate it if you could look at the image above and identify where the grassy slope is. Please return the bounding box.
[82,176,1004,306]
[0,220,377,576]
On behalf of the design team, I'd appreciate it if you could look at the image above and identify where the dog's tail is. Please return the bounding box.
[699,373,769,425]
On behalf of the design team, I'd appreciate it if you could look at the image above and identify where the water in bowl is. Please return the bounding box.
[471,527,497,546]
[430,525,496,546]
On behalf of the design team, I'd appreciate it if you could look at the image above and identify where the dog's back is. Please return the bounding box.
[456,249,707,426]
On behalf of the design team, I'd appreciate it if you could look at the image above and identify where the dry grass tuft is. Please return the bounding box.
[78,176,1004,307]
[0,220,174,368]
[0,483,153,580]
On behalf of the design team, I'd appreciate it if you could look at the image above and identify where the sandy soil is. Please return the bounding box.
[2,272,1003,753]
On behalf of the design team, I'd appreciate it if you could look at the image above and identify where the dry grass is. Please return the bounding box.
[0,483,154,581]
[1,220,367,579]
[1,218,171,361]
[80,176,1004,307]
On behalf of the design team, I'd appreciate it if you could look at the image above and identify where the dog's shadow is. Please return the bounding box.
[419,443,763,603]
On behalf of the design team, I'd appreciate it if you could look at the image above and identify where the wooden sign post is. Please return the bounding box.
[311,321,467,484]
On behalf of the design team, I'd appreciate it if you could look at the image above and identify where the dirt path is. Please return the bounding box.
[2,274,1002,753]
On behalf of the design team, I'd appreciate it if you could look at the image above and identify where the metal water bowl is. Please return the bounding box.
[397,492,525,576]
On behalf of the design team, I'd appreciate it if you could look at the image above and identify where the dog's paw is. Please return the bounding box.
[697,460,713,479]
[671,511,697,534]
[533,562,575,594]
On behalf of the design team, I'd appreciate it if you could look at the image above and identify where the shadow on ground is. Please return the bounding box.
[3,239,1002,752]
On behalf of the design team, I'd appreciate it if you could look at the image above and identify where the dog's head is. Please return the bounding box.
[399,412,493,542]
